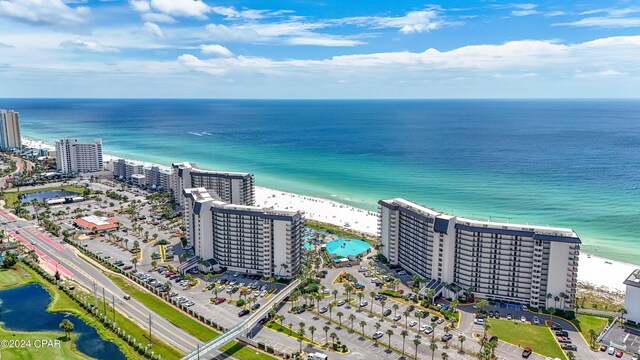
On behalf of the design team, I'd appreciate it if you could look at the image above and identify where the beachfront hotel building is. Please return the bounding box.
[172,162,255,207]
[112,158,172,191]
[378,198,581,309]
[0,109,22,149]
[55,138,103,174]
[183,187,303,278]
[624,269,640,325]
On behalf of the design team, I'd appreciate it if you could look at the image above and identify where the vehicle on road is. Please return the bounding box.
[533,316,540,325]
[522,348,532,358]
[520,315,527,322]
[124,295,131,300]
[507,314,513,320]
[238,309,250,317]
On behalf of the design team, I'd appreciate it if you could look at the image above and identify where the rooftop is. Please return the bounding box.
[74,215,119,231]
[624,269,640,288]
[380,198,579,240]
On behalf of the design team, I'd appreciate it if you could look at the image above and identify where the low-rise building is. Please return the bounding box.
[74,215,119,233]
[624,269,640,325]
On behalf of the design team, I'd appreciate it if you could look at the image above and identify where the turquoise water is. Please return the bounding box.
[5,99,640,265]
[326,239,371,258]
[304,243,312,250]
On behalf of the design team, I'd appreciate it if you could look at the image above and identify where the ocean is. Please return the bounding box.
[3,99,639,265]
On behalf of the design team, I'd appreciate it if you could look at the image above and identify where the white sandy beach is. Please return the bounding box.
[22,137,637,292]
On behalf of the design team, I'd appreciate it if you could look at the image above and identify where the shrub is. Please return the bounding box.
[236,299,246,307]
[379,289,403,298]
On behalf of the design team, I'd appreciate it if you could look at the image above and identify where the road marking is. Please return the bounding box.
[26,227,65,251]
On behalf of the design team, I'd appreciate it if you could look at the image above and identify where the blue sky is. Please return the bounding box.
[0,0,639,98]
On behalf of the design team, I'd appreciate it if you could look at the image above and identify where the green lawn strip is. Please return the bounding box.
[266,321,315,344]
[18,263,181,360]
[0,267,33,289]
[305,220,378,245]
[2,186,85,208]
[106,273,276,360]
[488,319,565,359]
[571,315,608,338]
[0,327,88,360]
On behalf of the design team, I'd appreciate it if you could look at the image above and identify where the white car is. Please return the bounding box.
[393,315,402,321]
[359,301,368,307]
[423,326,433,334]
[409,320,417,327]
[372,331,384,340]
[533,316,540,325]
[474,318,484,325]
[337,300,345,306]
[607,347,615,355]
[520,316,527,322]
[420,324,429,332]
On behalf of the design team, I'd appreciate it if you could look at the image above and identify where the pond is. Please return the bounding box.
[0,283,126,360]
[18,190,78,203]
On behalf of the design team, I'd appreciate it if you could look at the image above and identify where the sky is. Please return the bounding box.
[0,0,639,98]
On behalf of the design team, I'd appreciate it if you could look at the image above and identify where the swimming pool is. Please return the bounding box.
[304,243,312,250]
[325,239,370,258]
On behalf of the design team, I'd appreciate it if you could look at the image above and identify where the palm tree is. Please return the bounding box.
[430,341,438,360]
[404,310,410,328]
[330,332,338,348]
[393,303,400,317]
[619,308,628,324]
[374,322,381,344]
[546,293,553,308]
[449,299,459,313]
[414,339,422,360]
[344,283,353,302]
[357,292,364,305]
[380,300,386,316]
[401,329,409,355]
[476,299,489,312]
[567,351,576,360]
[359,320,366,336]
[482,321,491,339]
[442,351,449,360]
[332,289,338,302]
[431,321,438,341]
[554,295,560,308]
[588,329,598,349]
[386,329,394,349]
[131,257,139,271]
[349,314,356,331]
[337,311,344,326]
[425,288,436,305]
[59,319,74,340]
[328,303,334,322]
[370,291,376,313]
[323,325,330,345]
[458,334,466,353]
[308,325,316,344]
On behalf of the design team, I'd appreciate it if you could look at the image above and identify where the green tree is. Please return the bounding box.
[2,252,18,268]
[386,329,394,349]
[59,319,74,340]
[414,339,422,360]
[309,325,316,344]
[400,329,409,355]
[458,334,466,353]
[430,341,438,360]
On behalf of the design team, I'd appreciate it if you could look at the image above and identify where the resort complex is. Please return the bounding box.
[172,161,255,207]
[183,187,304,278]
[55,138,104,174]
[378,198,580,310]
[0,109,22,149]
[111,158,173,191]
[624,269,640,325]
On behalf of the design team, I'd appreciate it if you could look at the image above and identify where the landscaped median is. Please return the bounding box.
[571,314,609,348]
[105,272,277,360]
[486,318,566,359]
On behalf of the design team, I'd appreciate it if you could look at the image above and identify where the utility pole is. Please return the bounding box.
[112,294,115,323]
[102,287,106,316]
[148,314,152,346]
[93,281,98,309]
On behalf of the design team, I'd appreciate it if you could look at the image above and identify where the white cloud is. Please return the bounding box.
[177,35,640,77]
[0,41,13,48]
[574,69,626,78]
[556,16,640,28]
[545,11,566,17]
[0,0,90,26]
[60,39,119,53]
[199,44,232,57]
[512,3,537,10]
[512,10,539,17]
[148,0,209,18]
[129,0,150,13]
[210,6,267,20]
[144,22,164,38]
[205,22,362,46]
[339,9,446,34]
[141,12,176,24]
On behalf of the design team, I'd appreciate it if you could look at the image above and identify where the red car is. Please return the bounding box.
[522,348,532,358]
[615,350,623,358]
[215,297,225,305]
[164,272,174,277]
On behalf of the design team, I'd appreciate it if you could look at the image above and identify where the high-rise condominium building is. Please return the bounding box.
[0,109,22,149]
[172,162,255,207]
[143,165,172,191]
[111,159,171,191]
[378,198,580,309]
[183,187,303,278]
[55,138,103,174]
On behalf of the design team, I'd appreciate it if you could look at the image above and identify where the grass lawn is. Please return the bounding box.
[18,263,182,360]
[488,319,565,359]
[305,220,377,245]
[572,315,609,338]
[106,273,276,360]
[0,327,88,360]
[0,267,31,289]
[266,321,315,344]
[2,186,86,208]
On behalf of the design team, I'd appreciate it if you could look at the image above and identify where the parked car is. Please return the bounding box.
[437,318,444,324]
[474,318,485,325]
[489,336,499,342]
[520,315,527,322]
[550,324,563,331]
[555,331,569,337]
[556,337,572,343]
[522,348,532,358]
[615,350,623,358]
[123,265,132,270]
[533,316,540,325]
[393,315,402,321]
[319,307,328,314]
[507,314,513,320]
[359,301,368,307]
[407,305,415,312]
[562,344,577,351]
[601,345,608,352]
[215,297,225,305]
[383,309,392,316]
[409,320,417,327]
[442,333,453,342]
[252,303,261,310]
[423,326,433,334]
[238,309,250,317]
[431,316,439,322]
[608,347,616,355]
[372,331,384,340]
[337,300,345,306]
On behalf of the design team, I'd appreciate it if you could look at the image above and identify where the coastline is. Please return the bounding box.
[21,137,636,292]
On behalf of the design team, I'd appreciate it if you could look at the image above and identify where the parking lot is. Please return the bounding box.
[601,325,640,356]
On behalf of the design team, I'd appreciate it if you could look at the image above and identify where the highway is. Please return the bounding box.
[0,207,203,355]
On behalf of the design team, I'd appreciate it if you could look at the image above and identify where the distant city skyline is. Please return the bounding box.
[1,0,639,98]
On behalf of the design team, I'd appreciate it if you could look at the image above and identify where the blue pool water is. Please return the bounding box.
[325,239,370,258]
[304,243,312,250]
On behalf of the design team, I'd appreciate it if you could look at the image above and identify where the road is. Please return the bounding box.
[0,207,202,355]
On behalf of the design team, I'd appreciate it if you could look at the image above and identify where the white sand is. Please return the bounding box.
[22,137,637,291]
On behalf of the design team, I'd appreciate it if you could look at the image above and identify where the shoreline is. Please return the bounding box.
[21,137,636,292]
